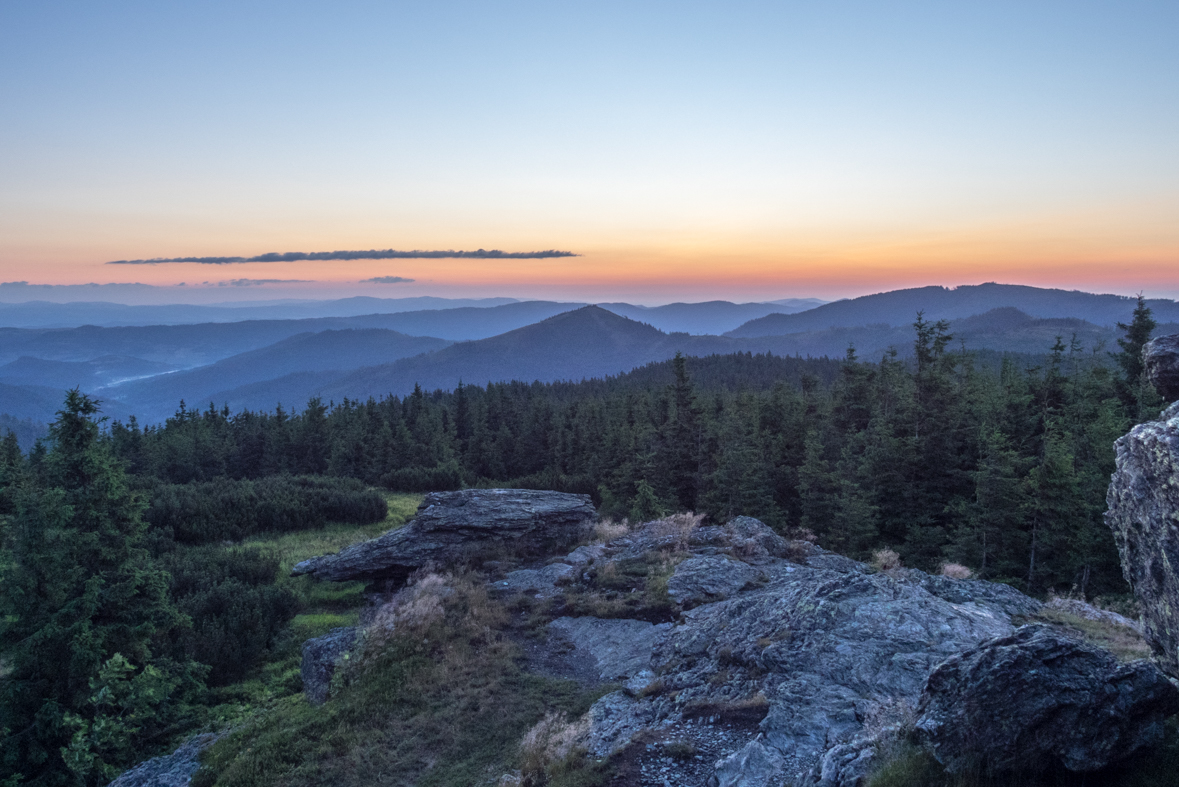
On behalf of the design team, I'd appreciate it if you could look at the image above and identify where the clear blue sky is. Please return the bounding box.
[2,1,1177,303]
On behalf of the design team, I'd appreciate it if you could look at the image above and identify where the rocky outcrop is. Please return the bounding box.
[1145,333,1179,401]
[106,734,218,787]
[532,515,1050,786]
[301,626,357,705]
[1105,400,1179,678]
[915,625,1179,773]
[292,489,595,583]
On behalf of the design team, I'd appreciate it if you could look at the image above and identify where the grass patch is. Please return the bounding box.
[1034,608,1151,662]
[238,492,422,608]
[193,572,606,787]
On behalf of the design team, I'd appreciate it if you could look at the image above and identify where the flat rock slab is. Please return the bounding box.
[548,616,670,681]
[291,489,595,583]
[916,625,1179,773]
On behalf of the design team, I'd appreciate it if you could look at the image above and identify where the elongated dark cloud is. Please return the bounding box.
[361,276,415,284]
[107,248,578,264]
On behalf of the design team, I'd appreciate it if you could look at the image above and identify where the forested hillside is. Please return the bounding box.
[102,302,1164,598]
[0,298,1168,784]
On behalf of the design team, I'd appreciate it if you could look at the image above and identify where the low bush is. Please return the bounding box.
[383,458,464,492]
[158,545,298,686]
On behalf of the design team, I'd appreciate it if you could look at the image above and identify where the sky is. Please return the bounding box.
[1,1,1177,305]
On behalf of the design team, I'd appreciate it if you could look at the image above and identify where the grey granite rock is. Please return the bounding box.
[1145,333,1179,401]
[708,734,787,787]
[548,616,670,681]
[667,555,764,608]
[812,735,881,787]
[106,733,218,787]
[915,625,1179,773]
[499,562,576,598]
[301,626,356,705]
[584,690,657,757]
[1105,401,1179,678]
[292,489,595,583]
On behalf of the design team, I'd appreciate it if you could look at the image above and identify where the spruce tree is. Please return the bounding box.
[0,392,196,786]
[1115,294,1161,420]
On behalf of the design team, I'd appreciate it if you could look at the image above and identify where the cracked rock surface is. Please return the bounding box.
[1106,401,1179,678]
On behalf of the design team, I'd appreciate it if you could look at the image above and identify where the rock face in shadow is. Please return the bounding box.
[1145,333,1179,401]
[1105,401,1179,678]
[291,489,595,583]
[915,625,1179,773]
[301,627,357,706]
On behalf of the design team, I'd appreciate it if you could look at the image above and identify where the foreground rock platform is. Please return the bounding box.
[291,488,595,583]
[1106,401,1179,679]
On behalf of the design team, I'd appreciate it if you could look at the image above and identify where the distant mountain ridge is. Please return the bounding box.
[166,305,1151,420]
[0,296,522,328]
[4,284,1178,428]
[727,283,1179,337]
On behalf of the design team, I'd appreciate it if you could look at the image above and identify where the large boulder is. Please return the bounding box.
[292,489,595,583]
[1105,401,1179,678]
[301,626,357,705]
[1145,333,1179,401]
[915,625,1179,773]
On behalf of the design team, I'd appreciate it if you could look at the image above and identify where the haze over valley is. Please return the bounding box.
[0,282,1174,436]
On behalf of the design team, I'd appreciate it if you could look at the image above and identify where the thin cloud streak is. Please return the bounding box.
[218,278,313,287]
[106,249,579,264]
[361,276,415,284]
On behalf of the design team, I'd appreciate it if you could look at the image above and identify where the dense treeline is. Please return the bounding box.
[99,300,1163,598]
[144,475,387,544]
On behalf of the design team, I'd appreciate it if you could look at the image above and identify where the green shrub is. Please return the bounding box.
[159,546,298,685]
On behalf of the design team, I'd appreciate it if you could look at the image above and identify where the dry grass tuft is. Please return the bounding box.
[593,517,630,544]
[518,711,591,787]
[649,511,705,551]
[370,570,450,635]
[939,562,974,580]
[871,548,902,573]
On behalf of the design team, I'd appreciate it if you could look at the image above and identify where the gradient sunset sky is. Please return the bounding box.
[2,1,1177,304]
